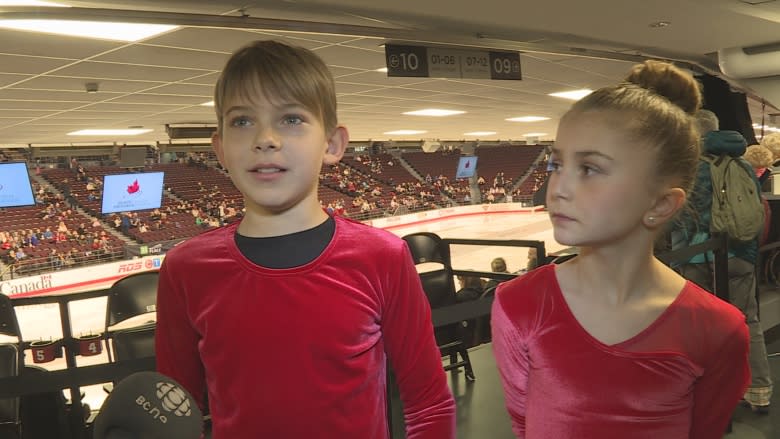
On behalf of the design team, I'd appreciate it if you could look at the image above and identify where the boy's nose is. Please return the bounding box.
[254,127,282,151]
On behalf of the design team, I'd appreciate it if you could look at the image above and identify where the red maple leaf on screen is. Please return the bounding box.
[127,179,140,194]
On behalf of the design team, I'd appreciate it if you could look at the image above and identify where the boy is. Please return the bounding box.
[155,40,455,438]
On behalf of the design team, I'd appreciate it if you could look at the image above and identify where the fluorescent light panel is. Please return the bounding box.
[384,130,427,135]
[753,123,780,133]
[68,129,153,136]
[200,101,215,107]
[548,89,593,101]
[464,131,496,136]
[403,109,466,117]
[0,1,67,5]
[523,132,548,137]
[0,20,178,42]
[506,116,550,122]
[375,67,388,73]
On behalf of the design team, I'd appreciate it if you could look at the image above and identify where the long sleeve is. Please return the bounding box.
[689,323,750,439]
[154,255,207,409]
[382,243,455,438]
[491,292,530,438]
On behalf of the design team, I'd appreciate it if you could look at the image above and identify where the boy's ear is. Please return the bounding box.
[212,132,225,167]
[644,187,686,229]
[323,125,349,165]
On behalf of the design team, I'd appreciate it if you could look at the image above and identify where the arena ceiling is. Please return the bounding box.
[1,0,780,147]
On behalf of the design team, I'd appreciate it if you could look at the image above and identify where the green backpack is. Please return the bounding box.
[702,154,764,242]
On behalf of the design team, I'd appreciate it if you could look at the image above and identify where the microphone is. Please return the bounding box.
[92,371,203,439]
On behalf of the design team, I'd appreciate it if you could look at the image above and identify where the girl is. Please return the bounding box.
[492,61,750,438]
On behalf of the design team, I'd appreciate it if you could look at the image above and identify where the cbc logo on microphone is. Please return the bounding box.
[135,381,193,424]
[157,381,193,416]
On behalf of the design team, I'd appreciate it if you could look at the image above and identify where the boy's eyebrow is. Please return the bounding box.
[224,103,307,114]
[549,147,614,161]
[224,105,253,115]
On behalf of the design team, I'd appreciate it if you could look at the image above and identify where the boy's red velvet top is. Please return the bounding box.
[492,264,749,439]
[156,216,455,438]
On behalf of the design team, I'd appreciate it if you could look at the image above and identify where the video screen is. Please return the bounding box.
[101,171,165,215]
[455,156,478,179]
[0,162,36,208]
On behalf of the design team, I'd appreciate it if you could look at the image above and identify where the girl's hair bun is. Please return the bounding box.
[625,60,701,115]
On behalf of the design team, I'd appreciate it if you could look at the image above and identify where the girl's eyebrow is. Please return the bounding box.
[549,147,614,161]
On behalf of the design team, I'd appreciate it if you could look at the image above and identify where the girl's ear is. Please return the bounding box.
[323,125,349,165]
[644,187,686,229]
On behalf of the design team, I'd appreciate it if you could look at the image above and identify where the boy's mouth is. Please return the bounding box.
[250,165,285,173]
[253,168,283,173]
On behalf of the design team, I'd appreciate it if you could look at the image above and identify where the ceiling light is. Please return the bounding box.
[383,130,427,135]
[200,101,214,107]
[505,116,550,122]
[548,89,593,101]
[464,131,496,136]
[0,20,178,42]
[523,132,548,137]
[375,67,388,73]
[0,1,67,5]
[403,109,466,117]
[68,129,153,136]
[648,21,671,28]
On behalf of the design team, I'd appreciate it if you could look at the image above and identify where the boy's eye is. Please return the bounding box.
[229,116,253,128]
[282,115,304,126]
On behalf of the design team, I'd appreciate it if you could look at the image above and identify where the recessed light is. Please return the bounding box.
[548,89,593,101]
[68,129,153,136]
[523,132,547,137]
[464,131,496,136]
[200,101,214,107]
[649,21,671,28]
[403,109,466,117]
[0,20,178,42]
[383,130,427,135]
[506,116,550,122]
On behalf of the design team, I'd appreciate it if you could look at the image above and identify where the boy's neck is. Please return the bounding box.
[237,204,330,238]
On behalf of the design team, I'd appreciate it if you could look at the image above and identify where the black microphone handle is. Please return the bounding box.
[102,428,136,439]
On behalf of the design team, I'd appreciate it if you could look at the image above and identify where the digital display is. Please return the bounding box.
[101,172,164,214]
[0,162,36,208]
[456,156,478,179]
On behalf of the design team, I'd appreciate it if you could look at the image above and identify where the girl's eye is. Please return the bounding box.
[229,116,253,128]
[547,158,561,172]
[581,164,600,176]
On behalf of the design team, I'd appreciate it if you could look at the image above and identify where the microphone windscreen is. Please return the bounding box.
[92,371,202,439]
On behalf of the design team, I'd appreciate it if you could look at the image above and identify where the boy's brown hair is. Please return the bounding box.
[213,40,338,134]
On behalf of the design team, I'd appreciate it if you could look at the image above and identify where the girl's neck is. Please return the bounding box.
[568,242,660,305]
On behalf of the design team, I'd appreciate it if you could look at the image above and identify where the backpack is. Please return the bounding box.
[702,154,765,242]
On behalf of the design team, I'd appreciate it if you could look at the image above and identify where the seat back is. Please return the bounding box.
[402,232,451,266]
[105,271,159,363]
[106,271,159,328]
[419,269,457,309]
[19,365,69,439]
[111,324,156,362]
[0,295,21,340]
[0,344,20,435]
